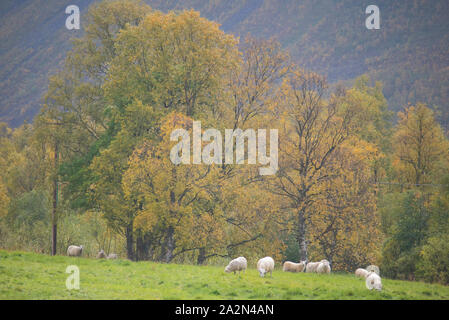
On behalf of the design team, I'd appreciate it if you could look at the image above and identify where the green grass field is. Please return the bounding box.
[1,250,448,300]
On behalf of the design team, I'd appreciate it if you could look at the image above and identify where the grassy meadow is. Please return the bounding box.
[0,250,448,300]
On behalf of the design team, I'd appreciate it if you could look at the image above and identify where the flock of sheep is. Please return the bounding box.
[67,245,382,291]
[225,256,383,291]
[66,245,118,260]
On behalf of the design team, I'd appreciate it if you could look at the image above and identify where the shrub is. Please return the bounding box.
[416,235,449,285]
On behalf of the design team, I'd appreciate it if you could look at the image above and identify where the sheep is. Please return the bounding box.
[366,265,380,276]
[283,261,306,272]
[67,245,83,257]
[305,261,320,273]
[355,268,370,278]
[316,260,331,274]
[257,257,275,278]
[366,272,382,291]
[107,253,118,259]
[96,249,107,259]
[224,257,247,275]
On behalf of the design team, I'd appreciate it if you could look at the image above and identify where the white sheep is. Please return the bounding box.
[224,257,247,275]
[67,245,83,257]
[316,260,331,274]
[366,272,382,291]
[97,249,106,259]
[257,257,275,277]
[305,261,320,273]
[107,253,118,259]
[366,265,380,276]
[355,268,370,278]
[282,261,306,272]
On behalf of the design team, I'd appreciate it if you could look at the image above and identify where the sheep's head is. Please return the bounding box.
[98,250,106,258]
[259,268,266,277]
[224,266,231,273]
[366,274,382,291]
[372,279,382,291]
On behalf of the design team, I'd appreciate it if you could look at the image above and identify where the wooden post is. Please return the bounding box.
[51,142,59,256]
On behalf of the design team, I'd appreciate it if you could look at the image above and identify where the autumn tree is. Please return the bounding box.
[91,10,240,260]
[0,124,11,218]
[122,113,218,262]
[224,37,290,129]
[105,9,238,118]
[123,112,284,263]
[308,138,382,269]
[392,103,448,186]
[90,101,158,260]
[41,0,150,145]
[380,104,449,281]
[33,0,151,254]
[268,70,362,261]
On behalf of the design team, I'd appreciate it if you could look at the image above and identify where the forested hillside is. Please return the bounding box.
[1,0,448,128]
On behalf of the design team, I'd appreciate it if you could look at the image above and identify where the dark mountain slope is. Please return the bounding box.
[1,0,448,128]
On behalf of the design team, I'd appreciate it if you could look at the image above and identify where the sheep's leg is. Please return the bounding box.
[270,270,273,278]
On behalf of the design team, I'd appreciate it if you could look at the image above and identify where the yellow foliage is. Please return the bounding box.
[393,103,448,185]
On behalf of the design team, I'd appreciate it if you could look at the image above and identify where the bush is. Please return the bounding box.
[380,191,429,280]
[416,235,449,285]
[381,237,420,280]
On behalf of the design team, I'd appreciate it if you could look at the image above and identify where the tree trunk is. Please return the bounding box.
[136,233,144,261]
[51,223,57,255]
[136,231,151,261]
[162,227,175,263]
[296,211,308,261]
[51,143,58,256]
[126,221,135,261]
[197,247,206,265]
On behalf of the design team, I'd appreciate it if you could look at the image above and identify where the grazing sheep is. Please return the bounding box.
[96,249,107,259]
[316,260,331,274]
[366,272,382,291]
[67,245,83,257]
[283,261,306,273]
[355,268,370,278]
[305,261,320,273]
[107,253,118,259]
[257,257,275,278]
[366,265,380,276]
[224,257,247,275]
